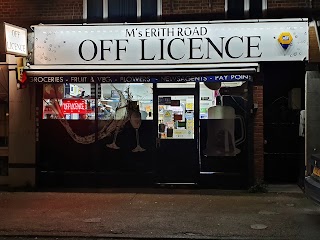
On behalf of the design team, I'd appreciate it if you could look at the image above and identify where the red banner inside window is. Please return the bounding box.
[62,99,87,114]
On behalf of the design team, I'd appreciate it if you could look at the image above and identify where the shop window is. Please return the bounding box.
[100,83,153,120]
[227,0,245,19]
[42,83,153,121]
[42,83,95,120]
[141,0,158,22]
[226,0,266,19]
[108,0,137,22]
[87,0,103,21]
[199,80,250,177]
[199,81,248,119]
[249,0,263,19]
[199,82,216,119]
[84,0,160,22]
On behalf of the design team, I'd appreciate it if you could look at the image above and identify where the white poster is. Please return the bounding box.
[163,110,173,123]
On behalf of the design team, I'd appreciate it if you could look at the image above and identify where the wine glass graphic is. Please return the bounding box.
[106,86,128,150]
[106,124,121,149]
[130,111,145,152]
[106,107,125,150]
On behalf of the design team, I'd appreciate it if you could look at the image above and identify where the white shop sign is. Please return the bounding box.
[33,20,308,65]
[3,23,28,56]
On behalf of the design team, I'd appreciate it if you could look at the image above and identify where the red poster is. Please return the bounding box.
[62,99,87,114]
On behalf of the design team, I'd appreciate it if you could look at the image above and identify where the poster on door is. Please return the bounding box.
[173,129,193,139]
[163,110,173,123]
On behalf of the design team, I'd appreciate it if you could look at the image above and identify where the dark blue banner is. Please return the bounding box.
[28,74,252,84]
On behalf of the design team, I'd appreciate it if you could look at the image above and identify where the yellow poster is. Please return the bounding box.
[173,129,193,139]
[186,102,194,110]
[186,119,194,132]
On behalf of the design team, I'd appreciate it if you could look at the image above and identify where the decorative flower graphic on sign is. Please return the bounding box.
[278,32,293,50]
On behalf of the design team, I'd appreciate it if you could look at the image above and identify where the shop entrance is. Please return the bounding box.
[154,85,199,184]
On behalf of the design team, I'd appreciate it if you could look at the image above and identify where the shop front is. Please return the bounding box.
[30,75,254,188]
[25,19,308,188]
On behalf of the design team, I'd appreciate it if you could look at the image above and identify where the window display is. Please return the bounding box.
[42,83,153,121]
[199,81,247,119]
[158,95,194,139]
[199,81,248,156]
[42,83,94,120]
[199,80,249,177]
[100,83,153,120]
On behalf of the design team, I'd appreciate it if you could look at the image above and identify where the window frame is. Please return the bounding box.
[83,0,162,21]
[225,0,267,19]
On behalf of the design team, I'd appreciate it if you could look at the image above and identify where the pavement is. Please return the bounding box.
[0,185,319,240]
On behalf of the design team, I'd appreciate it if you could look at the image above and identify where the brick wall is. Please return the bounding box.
[162,0,225,15]
[253,84,264,182]
[163,0,314,19]
[268,0,310,8]
[0,0,83,29]
[267,0,311,18]
[0,0,318,28]
[162,0,313,14]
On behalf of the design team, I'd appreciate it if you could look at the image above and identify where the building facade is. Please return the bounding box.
[0,0,316,189]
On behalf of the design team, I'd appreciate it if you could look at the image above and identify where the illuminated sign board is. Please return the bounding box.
[33,21,308,65]
[62,99,87,114]
[28,74,253,84]
[1,22,28,56]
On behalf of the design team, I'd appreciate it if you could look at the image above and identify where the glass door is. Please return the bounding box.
[154,86,199,184]
[199,81,252,188]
